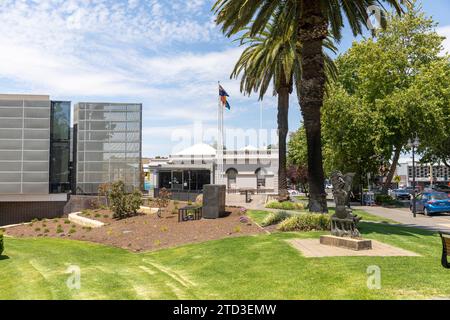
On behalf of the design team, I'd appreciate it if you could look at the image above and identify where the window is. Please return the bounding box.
[256,168,266,188]
[226,168,238,190]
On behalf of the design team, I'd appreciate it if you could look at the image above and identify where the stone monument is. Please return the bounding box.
[202,184,226,219]
[320,171,372,251]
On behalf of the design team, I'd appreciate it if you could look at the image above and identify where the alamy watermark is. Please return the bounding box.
[367,265,381,290]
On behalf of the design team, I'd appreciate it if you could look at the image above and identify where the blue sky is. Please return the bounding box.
[0,0,449,157]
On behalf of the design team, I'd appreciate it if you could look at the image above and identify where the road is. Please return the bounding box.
[359,205,450,233]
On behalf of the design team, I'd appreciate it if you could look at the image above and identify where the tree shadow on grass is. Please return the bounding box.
[0,255,10,261]
[359,221,437,239]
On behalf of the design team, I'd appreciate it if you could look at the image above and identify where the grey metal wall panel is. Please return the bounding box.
[74,102,142,194]
[0,96,50,194]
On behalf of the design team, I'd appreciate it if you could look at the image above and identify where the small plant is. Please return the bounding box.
[155,188,171,216]
[261,211,291,227]
[34,227,41,232]
[56,225,64,233]
[160,226,168,232]
[173,200,179,205]
[171,209,178,215]
[234,225,242,233]
[153,239,161,246]
[103,214,109,218]
[44,228,50,233]
[187,200,193,206]
[109,181,143,219]
[69,228,76,234]
[42,223,47,228]
[278,214,331,232]
[31,218,38,223]
[64,219,70,224]
[95,213,101,218]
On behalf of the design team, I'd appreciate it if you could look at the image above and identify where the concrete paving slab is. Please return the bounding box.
[287,238,420,258]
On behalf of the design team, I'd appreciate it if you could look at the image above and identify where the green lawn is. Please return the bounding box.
[1,213,449,299]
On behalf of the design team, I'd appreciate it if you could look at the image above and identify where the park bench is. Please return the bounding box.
[439,232,450,268]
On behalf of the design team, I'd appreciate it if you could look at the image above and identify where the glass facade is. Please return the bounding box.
[158,170,211,191]
[74,102,142,194]
[0,95,50,194]
[49,101,71,193]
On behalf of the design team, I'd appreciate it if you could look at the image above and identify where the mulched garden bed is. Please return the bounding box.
[5,204,264,252]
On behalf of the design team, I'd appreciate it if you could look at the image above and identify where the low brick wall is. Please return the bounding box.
[0,201,67,226]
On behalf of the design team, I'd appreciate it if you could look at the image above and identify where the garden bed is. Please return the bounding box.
[5,205,263,252]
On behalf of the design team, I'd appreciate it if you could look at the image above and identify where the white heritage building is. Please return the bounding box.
[144,143,279,200]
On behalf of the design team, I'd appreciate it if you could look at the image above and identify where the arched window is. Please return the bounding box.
[255,168,266,189]
[226,168,238,190]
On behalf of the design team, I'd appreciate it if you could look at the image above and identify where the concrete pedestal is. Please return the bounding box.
[320,235,372,251]
[202,185,226,219]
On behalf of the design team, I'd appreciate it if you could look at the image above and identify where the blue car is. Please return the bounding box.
[410,192,450,216]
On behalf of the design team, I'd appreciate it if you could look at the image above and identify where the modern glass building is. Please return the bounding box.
[73,102,142,194]
[49,101,71,193]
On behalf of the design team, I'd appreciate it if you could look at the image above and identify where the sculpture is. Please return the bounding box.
[330,171,361,238]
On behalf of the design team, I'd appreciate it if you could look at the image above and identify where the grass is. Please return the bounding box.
[248,208,397,225]
[0,210,449,299]
[265,201,304,211]
[294,195,309,201]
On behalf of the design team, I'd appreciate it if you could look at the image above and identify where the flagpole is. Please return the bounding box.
[217,82,224,185]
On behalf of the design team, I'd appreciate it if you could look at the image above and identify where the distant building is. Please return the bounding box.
[396,161,450,189]
[144,143,278,200]
[73,102,142,194]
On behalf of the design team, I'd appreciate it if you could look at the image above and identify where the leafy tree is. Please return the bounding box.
[213,0,408,212]
[323,5,448,193]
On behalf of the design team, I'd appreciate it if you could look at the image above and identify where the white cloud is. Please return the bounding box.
[0,0,279,156]
[437,25,450,54]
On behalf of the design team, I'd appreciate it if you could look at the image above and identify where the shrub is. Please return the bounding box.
[278,214,330,232]
[64,219,70,224]
[265,201,304,211]
[56,225,64,233]
[156,188,171,207]
[69,228,76,234]
[261,211,291,227]
[109,181,143,219]
[375,194,403,206]
[0,231,3,256]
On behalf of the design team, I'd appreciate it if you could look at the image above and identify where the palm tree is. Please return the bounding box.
[213,0,409,212]
[231,20,336,201]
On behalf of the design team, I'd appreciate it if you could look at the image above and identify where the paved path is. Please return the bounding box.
[359,205,450,233]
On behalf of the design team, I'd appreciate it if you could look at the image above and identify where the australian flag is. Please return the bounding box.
[219,84,231,110]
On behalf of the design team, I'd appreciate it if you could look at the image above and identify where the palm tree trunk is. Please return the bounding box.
[277,83,290,201]
[298,0,328,213]
[382,145,402,194]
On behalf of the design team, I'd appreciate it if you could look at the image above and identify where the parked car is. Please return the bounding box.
[410,192,450,216]
[432,184,450,196]
[288,189,300,196]
[389,189,411,200]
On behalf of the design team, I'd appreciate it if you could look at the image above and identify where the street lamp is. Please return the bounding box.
[408,136,420,218]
